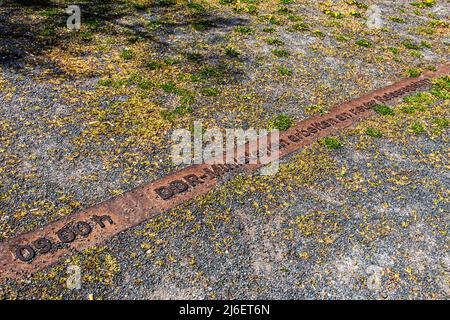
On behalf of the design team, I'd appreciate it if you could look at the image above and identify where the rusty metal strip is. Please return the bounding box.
[1,63,449,282]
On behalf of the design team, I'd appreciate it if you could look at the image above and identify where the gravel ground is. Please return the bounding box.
[0,0,449,299]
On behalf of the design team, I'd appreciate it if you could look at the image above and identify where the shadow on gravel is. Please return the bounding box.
[0,0,250,71]
[0,0,127,66]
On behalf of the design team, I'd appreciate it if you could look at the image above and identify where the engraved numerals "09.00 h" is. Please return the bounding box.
[14,215,113,263]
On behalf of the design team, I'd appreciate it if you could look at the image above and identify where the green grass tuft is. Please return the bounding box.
[355,39,372,47]
[201,87,221,96]
[365,127,382,138]
[278,66,293,76]
[406,68,422,78]
[321,137,343,150]
[272,114,294,131]
[410,122,425,135]
[225,47,241,57]
[373,104,395,116]
[120,49,134,60]
[272,49,290,57]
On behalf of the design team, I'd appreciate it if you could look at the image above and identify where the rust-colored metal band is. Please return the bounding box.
[1,63,449,282]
